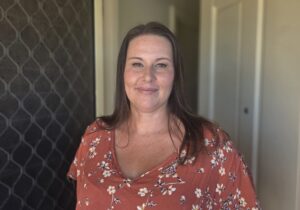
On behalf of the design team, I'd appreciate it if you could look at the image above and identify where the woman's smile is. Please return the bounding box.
[124,34,174,113]
[135,86,159,94]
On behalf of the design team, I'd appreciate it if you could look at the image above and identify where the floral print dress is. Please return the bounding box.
[67,119,261,210]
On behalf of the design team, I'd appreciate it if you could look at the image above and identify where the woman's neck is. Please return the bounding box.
[127,108,170,135]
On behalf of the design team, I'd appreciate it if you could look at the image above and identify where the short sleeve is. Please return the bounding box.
[67,120,103,180]
[67,136,86,181]
[214,142,261,209]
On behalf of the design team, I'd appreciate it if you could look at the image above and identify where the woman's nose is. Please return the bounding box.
[143,66,156,81]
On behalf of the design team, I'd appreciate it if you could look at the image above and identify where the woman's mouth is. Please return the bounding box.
[136,87,158,94]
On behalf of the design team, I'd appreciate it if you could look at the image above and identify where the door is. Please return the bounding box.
[198,0,263,182]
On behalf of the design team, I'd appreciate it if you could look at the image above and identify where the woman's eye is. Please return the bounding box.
[132,63,143,68]
[155,63,168,69]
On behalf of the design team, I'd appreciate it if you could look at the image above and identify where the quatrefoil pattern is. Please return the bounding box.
[0,0,95,209]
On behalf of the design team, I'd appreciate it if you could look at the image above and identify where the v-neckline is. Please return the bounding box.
[110,129,178,182]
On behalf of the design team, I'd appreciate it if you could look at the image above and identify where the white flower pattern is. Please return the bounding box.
[216,183,225,195]
[219,167,225,176]
[194,188,202,198]
[107,186,116,195]
[138,188,149,197]
[67,120,261,210]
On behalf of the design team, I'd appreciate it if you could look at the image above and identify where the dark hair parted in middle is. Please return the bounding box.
[101,22,216,163]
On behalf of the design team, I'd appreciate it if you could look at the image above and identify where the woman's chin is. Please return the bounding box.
[131,103,167,114]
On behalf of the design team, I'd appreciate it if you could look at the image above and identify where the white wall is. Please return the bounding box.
[257,0,300,209]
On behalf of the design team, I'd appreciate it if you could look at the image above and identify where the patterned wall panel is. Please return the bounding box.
[0,0,95,209]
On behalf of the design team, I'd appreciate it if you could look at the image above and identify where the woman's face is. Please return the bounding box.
[124,34,174,114]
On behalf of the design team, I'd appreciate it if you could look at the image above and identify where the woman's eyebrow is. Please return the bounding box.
[127,57,172,61]
[127,57,143,60]
[155,57,172,62]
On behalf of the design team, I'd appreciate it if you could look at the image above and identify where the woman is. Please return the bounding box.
[68,22,260,209]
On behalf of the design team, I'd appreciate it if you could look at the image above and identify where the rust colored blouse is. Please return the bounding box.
[68,119,261,210]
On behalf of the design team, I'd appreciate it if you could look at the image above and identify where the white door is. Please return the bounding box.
[198,0,263,182]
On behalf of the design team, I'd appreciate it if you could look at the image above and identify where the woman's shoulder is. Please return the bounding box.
[193,123,244,169]
[201,123,234,152]
[82,118,112,138]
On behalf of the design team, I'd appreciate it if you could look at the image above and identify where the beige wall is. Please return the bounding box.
[119,0,171,41]
[257,0,300,209]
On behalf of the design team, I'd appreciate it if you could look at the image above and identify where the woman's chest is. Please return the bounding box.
[77,173,210,210]
[77,150,214,210]
[114,131,180,180]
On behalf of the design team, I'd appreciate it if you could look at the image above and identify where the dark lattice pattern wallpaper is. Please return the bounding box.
[0,0,95,209]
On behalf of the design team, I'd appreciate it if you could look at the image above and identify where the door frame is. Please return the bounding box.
[94,0,119,116]
[197,0,265,185]
[94,0,104,116]
[296,102,300,210]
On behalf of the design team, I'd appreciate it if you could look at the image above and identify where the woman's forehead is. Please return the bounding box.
[127,34,173,58]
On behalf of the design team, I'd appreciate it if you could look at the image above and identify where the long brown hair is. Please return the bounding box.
[101,22,215,163]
